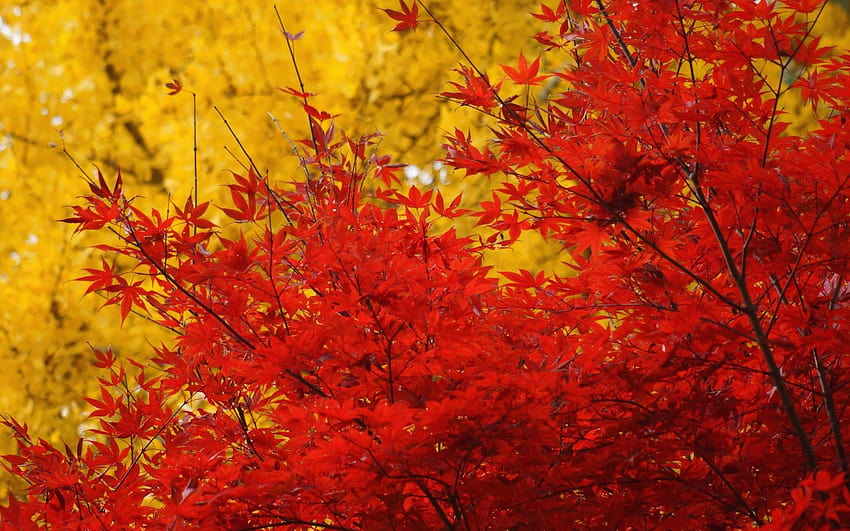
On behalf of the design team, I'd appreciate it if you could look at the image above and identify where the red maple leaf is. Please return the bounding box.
[501,52,548,86]
[532,1,567,22]
[382,0,420,32]
[164,78,182,95]
[77,258,121,296]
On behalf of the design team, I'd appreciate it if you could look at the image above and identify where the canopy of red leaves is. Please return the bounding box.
[4,1,850,529]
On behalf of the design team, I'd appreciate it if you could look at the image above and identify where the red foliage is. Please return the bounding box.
[4,0,850,528]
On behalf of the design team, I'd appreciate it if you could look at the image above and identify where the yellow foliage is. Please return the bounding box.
[782,2,850,133]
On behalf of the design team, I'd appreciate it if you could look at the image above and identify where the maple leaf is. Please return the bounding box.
[86,167,123,202]
[104,278,150,323]
[91,345,117,369]
[532,2,567,22]
[395,184,433,209]
[174,195,215,229]
[443,65,502,111]
[382,0,420,32]
[572,222,611,254]
[165,78,182,95]
[279,86,316,99]
[501,52,547,86]
[77,258,121,296]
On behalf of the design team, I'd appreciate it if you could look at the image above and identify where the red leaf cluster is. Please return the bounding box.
[4,1,850,529]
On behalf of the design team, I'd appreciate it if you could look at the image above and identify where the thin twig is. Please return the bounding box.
[273,5,321,168]
[268,111,312,181]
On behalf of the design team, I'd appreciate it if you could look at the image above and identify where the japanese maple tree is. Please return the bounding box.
[432,0,850,526]
[4,0,850,529]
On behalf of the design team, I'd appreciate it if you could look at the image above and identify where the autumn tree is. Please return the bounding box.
[0,0,546,495]
[3,0,850,528]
